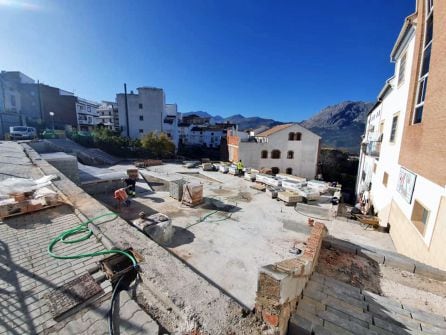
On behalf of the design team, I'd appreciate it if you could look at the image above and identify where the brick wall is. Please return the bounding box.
[227,130,239,162]
[399,1,446,186]
[255,221,327,334]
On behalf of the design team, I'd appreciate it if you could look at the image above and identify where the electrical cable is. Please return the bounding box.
[108,274,127,335]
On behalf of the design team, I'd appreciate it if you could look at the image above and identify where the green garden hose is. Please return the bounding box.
[47,212,137,267]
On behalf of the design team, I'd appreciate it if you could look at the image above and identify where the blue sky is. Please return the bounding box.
[1,0,414,121]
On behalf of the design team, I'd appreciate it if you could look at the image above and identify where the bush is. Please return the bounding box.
[68,129,175,159]
[140,132,175,159]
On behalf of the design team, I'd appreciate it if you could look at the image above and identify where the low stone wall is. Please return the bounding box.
[81,178,123,196]
[255,222,327,335]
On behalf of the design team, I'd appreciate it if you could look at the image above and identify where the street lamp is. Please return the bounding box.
[49,112,55,131]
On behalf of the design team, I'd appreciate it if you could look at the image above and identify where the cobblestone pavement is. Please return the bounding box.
[0,205,106,334]
[0,141,158,335]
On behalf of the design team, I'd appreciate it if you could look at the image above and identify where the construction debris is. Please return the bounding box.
[134,159,163,168]
[132,212,173,244]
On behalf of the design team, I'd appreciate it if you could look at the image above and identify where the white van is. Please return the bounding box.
[9,126,37,140]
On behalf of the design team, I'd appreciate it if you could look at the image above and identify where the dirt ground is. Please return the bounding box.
[318,247,446,316]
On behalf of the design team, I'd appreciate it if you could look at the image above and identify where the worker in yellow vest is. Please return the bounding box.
[236,160,244,176]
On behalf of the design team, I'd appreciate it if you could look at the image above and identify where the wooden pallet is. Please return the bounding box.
[0,202,62,220]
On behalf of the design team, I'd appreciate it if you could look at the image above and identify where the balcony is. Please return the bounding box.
[365,141,381,157]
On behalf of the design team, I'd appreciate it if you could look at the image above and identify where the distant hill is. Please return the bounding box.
[183,111,282,130]
[184,101,373,153]
[301,101,374,153]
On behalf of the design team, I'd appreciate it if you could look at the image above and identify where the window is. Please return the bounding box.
[286,168,293,175]
[139,103,143,109]
[10,95,16,107]
[411,200,429,234]
[261,150,268,159]
[373,162,377,173]
[413,2,434,124]
[390,115,399,142]
[398,52,407,86]
[139,129,144,133]
[295,132,302,141]
[271,167,279,175]
[287,151,294,159]
[139,115,144,121]
[383,172,389,187]
[288,132,295,141]
[271,150,281,159]
[87,106,91,112]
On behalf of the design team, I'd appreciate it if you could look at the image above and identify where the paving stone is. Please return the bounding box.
[326,305,371,327]
[317,310,378,335]
[373,315,422,335]
[312,324,336,335]
[288,313,313,335]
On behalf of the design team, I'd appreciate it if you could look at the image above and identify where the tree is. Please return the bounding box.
[140,132,175,158]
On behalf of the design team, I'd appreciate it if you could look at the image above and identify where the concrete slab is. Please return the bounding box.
[96,164,311,309]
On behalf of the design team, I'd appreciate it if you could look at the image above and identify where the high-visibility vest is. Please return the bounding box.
[114,188,128,201]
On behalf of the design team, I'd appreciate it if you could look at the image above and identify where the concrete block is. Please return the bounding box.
[419,322,446,334]
[405,306,446,327]
[316,310,377,335]
[373,315,421,335]
[413,262,446,281]
[325,305,370,329]
[358,248,385,264]
[312,324,336,335]
[383,253,416,272]
[288,314,313,335]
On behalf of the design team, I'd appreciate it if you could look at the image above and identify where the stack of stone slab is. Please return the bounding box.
[182,182,204,207]
[307,180,330,193]
[219,165,229,173]
[277,191,302,205]
[228,165,238,175]
[256,174,282,187]
[281,179,308,192]
[296,187,321,201]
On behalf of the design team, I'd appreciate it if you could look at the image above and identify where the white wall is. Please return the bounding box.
[238,124,320,179]
[368,36,415,217]
[117,87,165,139]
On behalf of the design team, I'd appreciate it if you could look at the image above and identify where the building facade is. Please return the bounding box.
[76,98,100,132]
[357,0,446,270]
[163,103,179,148]
[97,101,119,131]
[228,124,321,179]
[117,87,166,139]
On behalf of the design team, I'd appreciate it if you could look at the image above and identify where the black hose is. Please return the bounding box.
[108,274,127,335]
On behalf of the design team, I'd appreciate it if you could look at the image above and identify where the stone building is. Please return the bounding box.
[227,123,320,179]
[357,0,446,270]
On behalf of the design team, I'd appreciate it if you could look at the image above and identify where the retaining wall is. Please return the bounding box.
[255,222,327,335]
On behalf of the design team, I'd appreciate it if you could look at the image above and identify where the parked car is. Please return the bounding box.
[9,126,37,140]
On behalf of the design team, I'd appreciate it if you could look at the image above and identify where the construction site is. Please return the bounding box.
[1,138,446,335]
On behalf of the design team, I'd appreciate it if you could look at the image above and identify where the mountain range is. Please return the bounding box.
[183,101,374,153]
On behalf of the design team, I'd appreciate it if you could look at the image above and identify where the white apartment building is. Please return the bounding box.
[97,101,119,131]
[117,87,165,139]
[227,124,321,179]
[76,98,100,132]
[357,1,446,270]
[163,103,180,148]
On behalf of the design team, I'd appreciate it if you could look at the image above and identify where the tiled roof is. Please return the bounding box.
[255,124,294,137]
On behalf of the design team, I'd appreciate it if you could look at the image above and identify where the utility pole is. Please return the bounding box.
[124,83,130,137]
